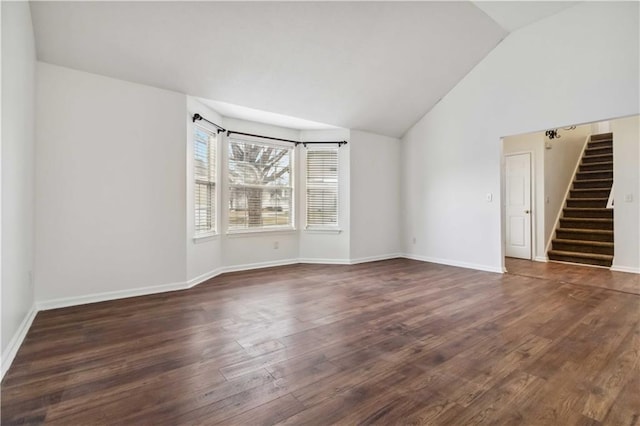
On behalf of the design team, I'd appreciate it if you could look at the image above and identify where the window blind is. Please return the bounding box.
[228,139,293,230]
[194,125,216,234]
[306,149,338,227]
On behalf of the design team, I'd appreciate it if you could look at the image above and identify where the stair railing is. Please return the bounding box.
[607,184,614,209]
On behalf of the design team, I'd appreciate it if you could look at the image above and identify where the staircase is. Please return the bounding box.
[548,132,614,267]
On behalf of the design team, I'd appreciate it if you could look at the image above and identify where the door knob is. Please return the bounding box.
[524,210,530,214]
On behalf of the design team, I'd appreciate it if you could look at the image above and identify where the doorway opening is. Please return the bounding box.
[499,116,639,273]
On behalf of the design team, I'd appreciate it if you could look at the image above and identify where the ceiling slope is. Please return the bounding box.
[30,1,507,137]
[473,1,579,33]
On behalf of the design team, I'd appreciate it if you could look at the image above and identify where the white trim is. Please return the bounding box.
[36,280,189,311]
[186,268,224,288]
[304,228,342,234]
[220,259,299,273]
[350,253,403,265]
[545,134,591,254]
[193,233,217,243]
[610,265,640,274]
[226,228,296,238]
[298,258,351,265]
[402,253,504,274]
[1,304,37,380]
[534,256,549,262]
[606,183,614,209]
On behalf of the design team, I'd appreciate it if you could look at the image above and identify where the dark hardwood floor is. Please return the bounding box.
[2,258,639,425]
[506,257,640,295]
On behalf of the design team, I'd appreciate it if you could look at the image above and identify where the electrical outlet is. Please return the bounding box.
[273,241,279,249]
[486,193,493,202]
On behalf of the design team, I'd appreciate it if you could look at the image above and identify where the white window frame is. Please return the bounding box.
[305,146,340,231]
[193,123,217,239]
[227,137,295,234]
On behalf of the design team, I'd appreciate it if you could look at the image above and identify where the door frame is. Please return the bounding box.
[501,148,536,268]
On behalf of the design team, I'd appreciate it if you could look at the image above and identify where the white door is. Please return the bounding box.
[505,153,532,259]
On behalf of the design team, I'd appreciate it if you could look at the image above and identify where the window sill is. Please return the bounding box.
[304,228,342,234]
[193,233,218,243]
[226,228,297,238]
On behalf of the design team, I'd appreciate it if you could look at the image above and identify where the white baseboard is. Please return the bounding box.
[220,258,299,274]
[186,268,224,288]
[610,265,640,274]
[349,253,403,265]
[534,256,548,262]
[402,253,504,274]
[33,254,507,313]
[36,280,189,311]
[298,258,351,265]
[2,304,37,380]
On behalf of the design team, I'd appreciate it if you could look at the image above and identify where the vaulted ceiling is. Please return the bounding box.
[29,2,577,137]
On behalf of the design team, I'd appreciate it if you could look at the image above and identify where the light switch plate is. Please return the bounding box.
[625,194,633,202]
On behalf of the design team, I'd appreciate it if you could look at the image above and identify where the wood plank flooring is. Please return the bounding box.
[2,258,639,425]
[506,257,640,295]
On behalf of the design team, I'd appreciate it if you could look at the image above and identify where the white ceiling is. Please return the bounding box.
[30,1,508,137]
[29,2,579,137]
[474,1,579,33]
[197,98,338,131]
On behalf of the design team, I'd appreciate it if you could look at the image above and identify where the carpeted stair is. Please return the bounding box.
[548,133,614,267]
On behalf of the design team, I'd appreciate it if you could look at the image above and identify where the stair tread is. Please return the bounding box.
[581,161,613,165]
[571,188,612,192]
[553,239,614,247]
[567,197,609,201]
[564,207,613,211]
[556,228,613,234]
[573,178,613,183]
[561,217,613,222]
[548,250,613,260]
[577,170,612,174]
[591,132,613,139]
[583,153,613,159]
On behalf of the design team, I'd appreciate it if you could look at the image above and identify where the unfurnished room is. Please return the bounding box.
[1,1,639,424]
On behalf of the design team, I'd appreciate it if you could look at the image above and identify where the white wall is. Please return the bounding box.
[401,2,639,272]
[1,1,37,371]
[298,129,351,262]
[35,63,188,303]
[350,130,401,261]
[503,133,545,260]
[611,115,640,273]
[186,98,223,283]
[543,124,591,246]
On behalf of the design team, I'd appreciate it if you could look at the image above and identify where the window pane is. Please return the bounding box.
[195,182,214,232]
[194,125,216,234]
[228,139,293,231]
[306,149,338,227]
[228,187,292,230]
